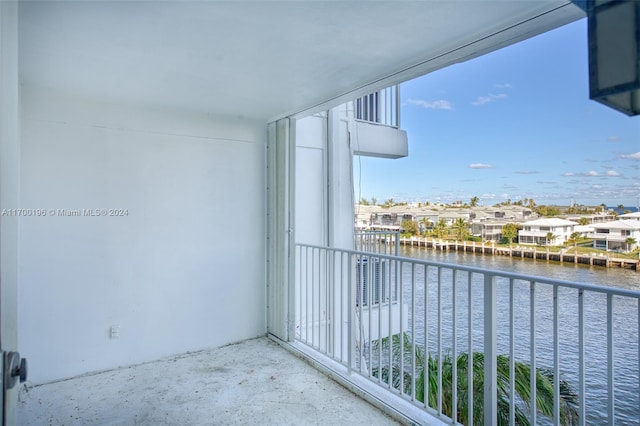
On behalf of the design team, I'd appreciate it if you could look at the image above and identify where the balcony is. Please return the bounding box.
[591,232,628,241]
[294,243,640,425]
[17,337,399,425]
[16,249,638,426]
[355,86,400,128]
[352,86,408,159]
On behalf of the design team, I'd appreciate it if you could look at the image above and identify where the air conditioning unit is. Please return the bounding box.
[356,256,387,306]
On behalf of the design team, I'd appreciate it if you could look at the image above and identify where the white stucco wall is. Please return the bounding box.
[295,113,328,246]
[19,88,266,384]
[1,2,21,421]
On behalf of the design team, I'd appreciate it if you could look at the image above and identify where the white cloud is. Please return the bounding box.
[407,98,453,110]
[621,151,640,160]
[515,170,541,175]
[493,83,513,89]
[607,136,621,142]
[471,93,508,106]
[564,170,622,177]
[469,163,495,169]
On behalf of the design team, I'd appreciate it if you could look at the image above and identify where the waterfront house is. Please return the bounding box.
[359,204,534,240]
[471,221,511,242]
[518,218,580,246]
[436,209,473,226]
[480,205,536,221]
[620,212,640,221]
[565,212,619,224]
[589,220,640,252]
[3,1,638,425]
[354,204,384,231]
[469,207,535,242]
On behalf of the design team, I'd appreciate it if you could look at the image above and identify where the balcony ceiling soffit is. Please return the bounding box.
[18,1,584,121]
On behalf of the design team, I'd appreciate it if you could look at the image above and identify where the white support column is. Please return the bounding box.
[266,118,296,341]
[1,1,21,423]
[327,105,357,365]
[327,106,355,250]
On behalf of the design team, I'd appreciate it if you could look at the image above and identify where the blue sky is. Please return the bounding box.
[354,19,639,208]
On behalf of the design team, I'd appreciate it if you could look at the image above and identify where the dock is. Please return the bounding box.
[395,237,639,271]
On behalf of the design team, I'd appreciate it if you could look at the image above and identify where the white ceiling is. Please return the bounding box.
[18,1,584,122]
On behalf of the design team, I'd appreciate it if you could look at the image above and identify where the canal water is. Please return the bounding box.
[397,246,639,425]
[400,245,639,291]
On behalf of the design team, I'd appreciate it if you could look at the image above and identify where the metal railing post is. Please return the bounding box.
[530,282,537,425]
[348,253,355,374]
[395,84,401,128]
[578,289,586,426]
[484,274,497,425]
[607,293,615,425]
[395,231,400,256]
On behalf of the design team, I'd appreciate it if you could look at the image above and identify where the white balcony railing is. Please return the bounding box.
[591,233,630,241]
[355,230,400,256]
[354,86,400,128]
[294,243,640,425]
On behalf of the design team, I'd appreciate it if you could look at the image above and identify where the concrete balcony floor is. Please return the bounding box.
[17,337,399,425]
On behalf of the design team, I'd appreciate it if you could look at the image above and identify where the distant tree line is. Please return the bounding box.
[360,196,627,216]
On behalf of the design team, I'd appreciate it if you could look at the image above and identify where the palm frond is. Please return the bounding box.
[375,332,580,426]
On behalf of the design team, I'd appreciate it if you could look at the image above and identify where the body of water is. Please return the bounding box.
[401,245,639,291]
[610,206,639,214]
[396,246,639,425]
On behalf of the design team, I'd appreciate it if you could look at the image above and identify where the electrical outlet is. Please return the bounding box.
[110,325,120,339]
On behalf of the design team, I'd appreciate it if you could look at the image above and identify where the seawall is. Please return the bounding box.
[396,237,639,271]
